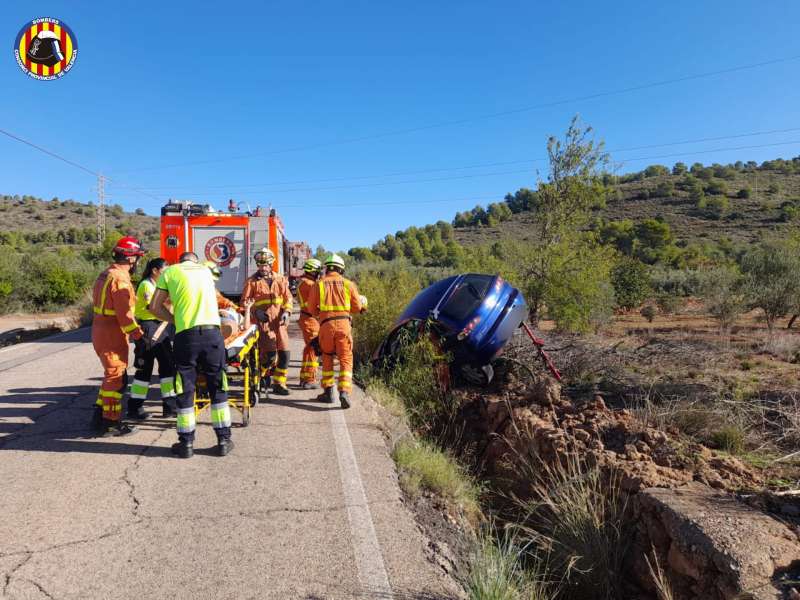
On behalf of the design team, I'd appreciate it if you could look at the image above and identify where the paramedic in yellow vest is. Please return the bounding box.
[296,258,322,389]
[90,236,145,436]
[130,257,177,419]
[306,253,367,408]
[148,252,233,459]
[240,247,293,396]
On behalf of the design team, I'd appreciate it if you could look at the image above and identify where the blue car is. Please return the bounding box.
[373,273,528,385]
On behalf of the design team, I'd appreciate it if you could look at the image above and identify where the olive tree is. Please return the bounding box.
[740,244,800,333]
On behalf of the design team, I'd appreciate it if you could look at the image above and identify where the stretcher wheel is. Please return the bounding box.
[241,402,251,427]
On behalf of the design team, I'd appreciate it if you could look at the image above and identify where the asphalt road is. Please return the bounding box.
[0,320,463,599]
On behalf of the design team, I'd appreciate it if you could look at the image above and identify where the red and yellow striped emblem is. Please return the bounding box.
[14,17,78,80]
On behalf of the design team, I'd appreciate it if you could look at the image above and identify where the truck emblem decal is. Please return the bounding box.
[205,236,236,267]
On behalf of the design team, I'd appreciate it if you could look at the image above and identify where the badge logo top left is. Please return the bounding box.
[14,17,78,80]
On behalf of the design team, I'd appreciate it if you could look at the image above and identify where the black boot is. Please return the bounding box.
[90,405,104,432]
[315,388,333,403]
[339,392,350,409]
[126,406,152,421]
[217,438,234,457]
[100,420,139,437]
[271,384,290,396]
[171,440,193,459]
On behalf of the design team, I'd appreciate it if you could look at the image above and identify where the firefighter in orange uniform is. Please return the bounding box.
[241,247,293,395]
[296,258,322,389]
[90,236,146,436]
[306,253,367,408]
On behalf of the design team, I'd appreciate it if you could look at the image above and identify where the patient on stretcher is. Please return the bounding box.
[220,298,257,360]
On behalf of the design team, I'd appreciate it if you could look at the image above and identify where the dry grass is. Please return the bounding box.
[511,453,631,600]
[645,551,675,600]
[392,438,481,521]
[467,526,555,600]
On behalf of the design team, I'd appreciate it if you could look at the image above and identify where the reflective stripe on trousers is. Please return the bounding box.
[176,407,196,434]
[210,402,232,428]
[130,378,149,400]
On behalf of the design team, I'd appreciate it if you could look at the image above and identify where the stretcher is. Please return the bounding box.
[194,325,260,427]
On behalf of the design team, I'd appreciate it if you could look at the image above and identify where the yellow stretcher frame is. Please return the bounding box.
[194,328,261,427]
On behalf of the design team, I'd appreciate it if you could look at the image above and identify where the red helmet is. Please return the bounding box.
[113,236,145,257]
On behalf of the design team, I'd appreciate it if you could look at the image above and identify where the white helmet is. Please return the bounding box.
[254,247,275,265]
[324,253,345,271]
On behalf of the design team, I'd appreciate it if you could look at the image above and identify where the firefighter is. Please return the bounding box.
[296,258,322,389]
[306,253,367,408]
[241,247,293,396]
[90,236,146,437]
[130,257,177,419]
[148,252,234,459]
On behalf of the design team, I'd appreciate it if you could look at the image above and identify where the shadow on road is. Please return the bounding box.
[0,383,175,456]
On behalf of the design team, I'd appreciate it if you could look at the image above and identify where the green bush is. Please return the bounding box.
[704,180,727,196]
[611,259,651,310]
[711,425,746,454]
[737,187,752,199]
[640,305,656,322]
[539,239,616,333]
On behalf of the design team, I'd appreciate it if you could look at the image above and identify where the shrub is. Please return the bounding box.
[768,183,780,195]
[704,195,729,219]
[655,292,682,315]
[740,243,800,332]
[737,187,752,199]
[654,181,675,197]
[540,239,616,333]
[351,267,424,361]
[700,266,747,332]
[711,425,746,454]
[704,180,727,195]
[640,305,657,322]
[611,259,651,309]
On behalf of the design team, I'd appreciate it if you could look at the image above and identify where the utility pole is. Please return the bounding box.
[96,173,106,244]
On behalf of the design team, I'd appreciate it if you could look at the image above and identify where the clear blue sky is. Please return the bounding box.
[1,1,799,252]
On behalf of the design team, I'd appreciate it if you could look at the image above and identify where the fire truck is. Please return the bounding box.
[159,201,307,298]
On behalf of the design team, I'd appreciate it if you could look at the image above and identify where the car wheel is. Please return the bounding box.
[458,362,494,386]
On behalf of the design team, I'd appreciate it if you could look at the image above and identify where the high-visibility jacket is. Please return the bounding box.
[241,272,293,324]
[307,272,363,324]
[297,275,318,317]
[134,278,159,321]
[92,263,143,339]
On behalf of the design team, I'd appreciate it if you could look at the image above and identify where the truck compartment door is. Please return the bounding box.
[193,226,246,296]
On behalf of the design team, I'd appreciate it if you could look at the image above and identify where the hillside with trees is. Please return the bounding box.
[0,195,159,314]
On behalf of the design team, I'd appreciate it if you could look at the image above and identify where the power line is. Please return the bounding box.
[127,138,800,200]
[114,53,800,174]
[0,127,163,203]
[123,126,800,194]
[0,128,98,177]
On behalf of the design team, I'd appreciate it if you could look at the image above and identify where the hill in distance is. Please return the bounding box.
[453,160,800,249]
[0,194,159,247]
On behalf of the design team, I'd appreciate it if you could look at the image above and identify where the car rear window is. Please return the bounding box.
[440,275,494,322]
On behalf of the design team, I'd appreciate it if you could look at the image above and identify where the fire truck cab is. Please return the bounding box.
[160,201,289,298]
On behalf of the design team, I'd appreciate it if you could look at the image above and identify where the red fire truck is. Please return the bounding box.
[160,201,306,298]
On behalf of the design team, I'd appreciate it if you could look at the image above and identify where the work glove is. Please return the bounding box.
[280,312,290,326]
[359,295,368,313]
[310,336,321,354]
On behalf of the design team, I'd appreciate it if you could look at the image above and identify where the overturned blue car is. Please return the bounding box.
[373,274,530,385]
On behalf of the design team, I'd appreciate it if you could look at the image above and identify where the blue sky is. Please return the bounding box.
[1,1,799,252]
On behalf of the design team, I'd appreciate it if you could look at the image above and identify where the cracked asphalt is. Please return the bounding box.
[0,322,463,599]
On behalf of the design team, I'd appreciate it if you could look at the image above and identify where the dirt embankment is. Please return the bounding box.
[452,375,800,599]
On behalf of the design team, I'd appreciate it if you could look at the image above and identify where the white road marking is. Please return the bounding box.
[329,405,393,597]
